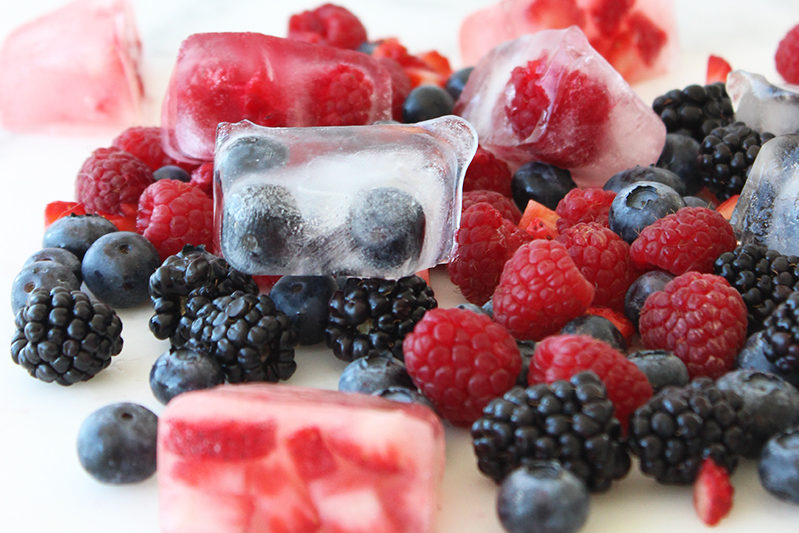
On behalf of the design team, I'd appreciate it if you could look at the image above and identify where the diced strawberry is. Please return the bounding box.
[519,199,560,237]
[716,194,738,220]
[326,434,403,474]
[694,458,733,526]
[628,11,668,66]
[163,419,277,460]
[287,427,338,480]
[418,50,452,80]
[706,54,733,85]
[524,0,586,28]
[44,200,86,227]
[415,269,430,284]
[589,0,635,34]
[586,306,634,344]
[371,38,425,69]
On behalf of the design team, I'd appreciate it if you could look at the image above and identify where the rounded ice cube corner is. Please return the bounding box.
[212,116,478,278]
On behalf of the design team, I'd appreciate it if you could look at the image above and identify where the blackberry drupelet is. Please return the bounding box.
[11,286,123,385]
[185,291,298,383]
[696,121,775,200]
[714,243,799,333]
[651,82,734,142]
[148,245,258,345]
[628,378,748,485]
[470,371,630,493]
[762,292,799,374]
[325,275,437,362]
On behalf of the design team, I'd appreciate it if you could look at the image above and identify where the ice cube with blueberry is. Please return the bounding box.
[727,70,799,136]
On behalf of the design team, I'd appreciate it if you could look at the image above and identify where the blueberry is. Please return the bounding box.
[736,331,799,388]
[11,260,80,314]
[153,165,190,182]
[456,302,491,316]
[217,135,288,183]
[149,347,225,404]
[561,315,626,351]
[357,39,383,55]
[445,66,474,101]
[373,386,434,410]
[348,187,425,270]
[76,402,158,484]
[604,165,688,196]
[511,161,576,211]
[269,275,337,345]
[655,134,702,195]
[682,195,712,208]
[759,427,799,503]
[42,214,117,259]
[24,247,82,282]
[497,461,590,533]
[627,349,689,392]
[608,181,685,243]
[81,231,160,308]
[482,298,494,318]
[624,270,674,328]
[338,354,415,394]
[516,339,536,387]
[717,369,799,457]
[402,85,454,123]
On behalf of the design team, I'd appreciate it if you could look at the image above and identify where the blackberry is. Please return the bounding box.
[696,121,775,200]
[10,286,123,385]
[714,243,799,333]
[652,82,734,142]
[325,275,437,362]
[470,372,629,493]
[185,291,297,383]
[148,245,258,345]
[762,292,799,375]
[628,378,749,485]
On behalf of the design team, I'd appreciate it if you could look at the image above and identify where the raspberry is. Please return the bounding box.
[506,58,550,140]
[556,222,638,311]
[639,272,747,379]
[75,147,154,216]
[377,57,412,122]
[528,334,653,432]
[136,180,214,260]
[403,307,521,426]
[493,240,595,341]
[462,190,522,224]
[189,161,213,196]
[630,207,737,275]
[111,127,196,172]
[448,203,532,306]
[555,187,616,233]
[463,146,512,197]
[287,4,367,50]
[694,458,734,526]
[309,64,374,126]
[776,24,799,84]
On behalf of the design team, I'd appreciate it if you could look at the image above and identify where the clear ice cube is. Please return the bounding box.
[727,70,799,136]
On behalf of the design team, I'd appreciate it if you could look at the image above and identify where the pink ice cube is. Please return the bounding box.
[456,26,666,188]
[459,0,676,85]
[161,33,393,163]
[158,384,445,533]
[0,0,143,133]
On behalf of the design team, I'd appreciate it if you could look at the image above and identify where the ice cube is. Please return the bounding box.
[459,0,676,84]
[456,27,666,188]
[730,134,799,255]
[215,116,477,278]
[158,384,445,533]
[161,32,393,163]
[727,70,799,136]
[0,0,143,133]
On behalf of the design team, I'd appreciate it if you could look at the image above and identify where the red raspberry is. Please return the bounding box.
[462,190,521,224]
[556,222,638,311]
[136,180,214,260]
[639,272,747,379]
[75,147,154,216]
[629,207,737,275]
[448,203,532,305]
[555,187,616,233]
[492,240,595,340]
[528,334,652,432]
[506,58,550,140]
[776,24,799,85]
[189,161,214,196]
[403,307,521,426]
[377,57,412,122]
[111,126,196,172]
[310,64,374,126]
[463,146,512,197]
[287,4,367,50]
[694,458,734,526]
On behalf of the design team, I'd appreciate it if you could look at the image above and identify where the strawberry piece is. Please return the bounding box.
[694,458,733,526]
[287,427,338,480]
[627,12,668,66]
[706,54,732,85]
[519,199,560,237]
[163,419,277,460]
[586,306,634,344]
[589,0,634,34]
[524,0,586,28]
[716,194,738,220]
[44,201,86,227]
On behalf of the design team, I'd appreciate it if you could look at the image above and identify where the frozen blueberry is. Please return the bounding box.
[655,133,702,195]
[608,181,685,243]
[511,161,576,211]
[11,260,80,314]
[627,349,689,392]
[457,302,491,316]
[445,66,473,101]
[373,386,434,410]
[153,165,190,182]
[149,347,225,404]
[682,195,712,208]
[269,275,337,345]
[24,247,82,282]
[624,270,674,329]
[338,354,415,394]
[736,331,799,388]
[402,85,454,123]
[759,427,799,503]
[82,231,161,308]
[604,165,688,196]
[561,315,626,351]
[497,461,590,533]
[516,339,536,387]
[77,402,158,484]
[42,214,117,259]
[348,187,425,270]
[216,135,288,183]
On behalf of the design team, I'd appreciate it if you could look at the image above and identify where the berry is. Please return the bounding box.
[75,146,154,216]
[378,57,412,121]
[561,315,626,351]
[287,3,367,50]
[136,179,214,261]
[497,462,589,533]
[42,214,117,259]
[639,272,747,379]
[445,66,473,101]
[325,275,436,362]
[189,161,213,196]
[23,247,81,282]
[655,134,702,194]
[310,64,374,126]
[736,330,799,388]
[149,347,225,404]
[269,275,337,345]
[153,165,190,182]
[401,85,454,123]
[471,372,630,491]
[448,202,532,305]
[82,231,161,308]
[403,307,521,425]
[215,135,288,180]
[493,240,594,341]
[761,292,799,374]
[627,349,689,392]
[629,207,737,275]
[624,270,674,329]
[706,54,732,85]
[651,82,734,142]
[555,187,616,233]
[77,403,158,484]
[608,181,686,243]
[11,260,80,314]
[682,195,712,208]
[462,190,522,224]
[111,126,194,172]
[694,458,734,526]
[511,161,576,212]
[463,146,512,197]
[372,386,433,409]
[586,306,634,344]
[776,24,799,84]
[11,287,123,385]
[44,200,87,226]
[518,198,560,239]
[604,164,688,196]
[338,354,415,394]
[759,427,799,503]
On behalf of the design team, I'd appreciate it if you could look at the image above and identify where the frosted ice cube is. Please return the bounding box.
[215,116,477,278]
[727,70,799,136]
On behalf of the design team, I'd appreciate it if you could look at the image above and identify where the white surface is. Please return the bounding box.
[1,1,798,532]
